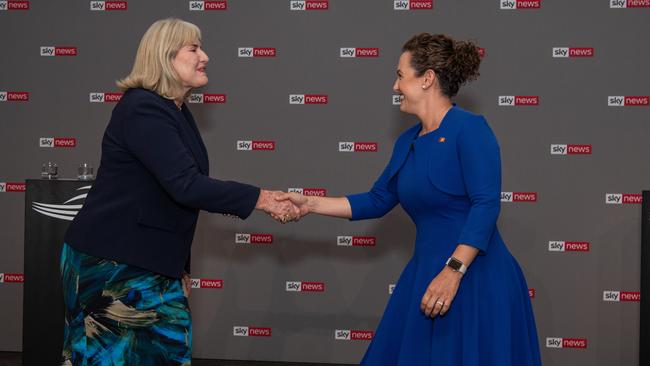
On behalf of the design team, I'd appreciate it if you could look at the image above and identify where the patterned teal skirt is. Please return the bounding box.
[60,243,192,366]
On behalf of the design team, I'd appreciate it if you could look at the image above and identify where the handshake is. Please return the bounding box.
[256,190,310,223]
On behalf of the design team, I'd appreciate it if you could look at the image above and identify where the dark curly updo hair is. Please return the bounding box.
[402,33,481,98]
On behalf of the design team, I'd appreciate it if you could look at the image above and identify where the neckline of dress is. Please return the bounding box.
[414,105,456,141]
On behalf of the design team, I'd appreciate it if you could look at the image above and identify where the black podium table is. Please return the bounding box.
[23,179,91,366]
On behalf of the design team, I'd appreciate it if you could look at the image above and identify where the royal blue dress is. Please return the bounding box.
[347,106,542,366]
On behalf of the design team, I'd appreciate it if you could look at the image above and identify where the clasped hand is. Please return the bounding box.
[258,191,310,223]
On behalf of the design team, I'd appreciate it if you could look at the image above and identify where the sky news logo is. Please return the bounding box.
[286,281,325,292]
[288,188,327,196]
[337,236,376,247]
[608,96,649,106]
[610,0,650,7]
[529,288,535,298]
[546,337,587,349]
[498,96,539,106]
[237,140,275,151]
[392,95,402,105]
[90,1,127,10]
[501,192,537,202]
[340,48,380,58]
[0,1,30,10]
[290,0,328,10]
[0,273,24,283]
[189,93,226,104]
[603,290,640,302]
[190,278,223,289]
[0,182,26,193]
[606,193,642,204]
[39,137,77,148]
[552,47,594,58]
[548,241,590,252]
[89,92,122,103]
[394,0,434,10]
[550,144,592,155]
[500,0,540,9]
[238,47,276,57]
[40,46,77,57]
[335,330,374,341]
[339,142,378,152]
[235,233,273,244]
[289,94,328,104]
[233,326,271,337]
[0,92,29,102]
[190,0,227,10]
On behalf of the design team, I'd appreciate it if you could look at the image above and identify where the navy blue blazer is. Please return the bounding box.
[65,88,260,278]
[347,106,501,253]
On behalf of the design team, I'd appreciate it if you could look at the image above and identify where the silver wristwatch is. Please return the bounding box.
[445,257,467,275]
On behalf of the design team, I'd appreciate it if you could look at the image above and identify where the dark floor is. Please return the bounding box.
[0,352,353,366]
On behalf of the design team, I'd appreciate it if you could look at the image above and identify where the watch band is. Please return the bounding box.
[445,257,467,274]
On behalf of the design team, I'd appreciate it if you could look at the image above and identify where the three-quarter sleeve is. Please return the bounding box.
[456,117,501,253]
[346,157,400,221]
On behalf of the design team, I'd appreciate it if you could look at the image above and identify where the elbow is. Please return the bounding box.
[365,195,397,219]
[168,185,197,208]
[482,205,500,227]
[471,195,500,219]
[163,173,203,208]
[350,200,394,220]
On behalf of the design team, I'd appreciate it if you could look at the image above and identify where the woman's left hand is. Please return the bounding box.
[420,266,462,318]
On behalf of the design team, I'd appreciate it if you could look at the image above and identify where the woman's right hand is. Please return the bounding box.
[276,192,310,218]
[256,190,301,222]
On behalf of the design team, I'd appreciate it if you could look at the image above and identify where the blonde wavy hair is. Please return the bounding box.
[117,18,201,100]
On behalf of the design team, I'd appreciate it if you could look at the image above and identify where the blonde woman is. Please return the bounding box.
[61,18,297,365]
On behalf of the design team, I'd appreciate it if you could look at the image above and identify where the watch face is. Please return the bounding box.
[447,258,463,271]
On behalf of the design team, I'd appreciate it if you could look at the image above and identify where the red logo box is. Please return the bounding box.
[355,48,379,57]
[7,92,29,101]
[54,138,77,148]
[55,47,78,56]
[6,1,30,10]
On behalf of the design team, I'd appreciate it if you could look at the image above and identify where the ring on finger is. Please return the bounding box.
[436,300,444,306]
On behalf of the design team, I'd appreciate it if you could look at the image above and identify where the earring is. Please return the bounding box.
[422,85,426,89]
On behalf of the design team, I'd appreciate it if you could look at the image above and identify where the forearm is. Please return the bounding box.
[307,196,352,218]
[255,189,273,210]
[164,171,260,218]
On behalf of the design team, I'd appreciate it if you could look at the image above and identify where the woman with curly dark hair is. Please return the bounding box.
[280,33,542,365]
